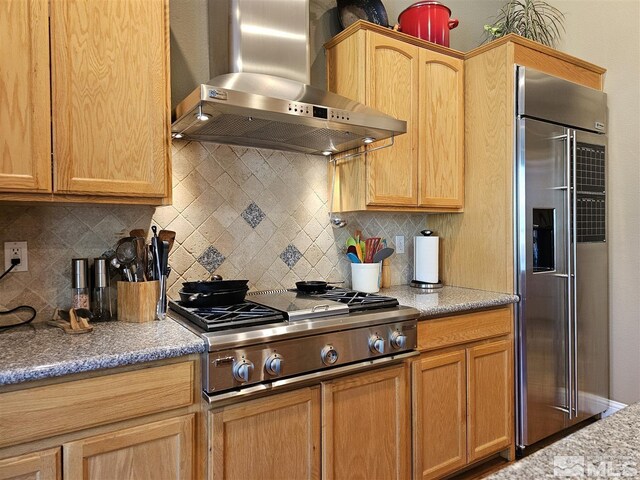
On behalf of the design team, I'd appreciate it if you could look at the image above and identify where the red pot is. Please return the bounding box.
[397,2,459,47]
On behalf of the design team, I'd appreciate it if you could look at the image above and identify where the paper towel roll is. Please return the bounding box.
[414,236,439,283]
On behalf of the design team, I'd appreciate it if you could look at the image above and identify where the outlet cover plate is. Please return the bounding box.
[4,241,28,272]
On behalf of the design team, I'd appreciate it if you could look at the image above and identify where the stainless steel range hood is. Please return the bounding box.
[171,0,406,156]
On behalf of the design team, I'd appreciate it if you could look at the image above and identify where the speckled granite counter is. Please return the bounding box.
[487,403,639,479]
[0,320,205,386]
[380,285,518,318]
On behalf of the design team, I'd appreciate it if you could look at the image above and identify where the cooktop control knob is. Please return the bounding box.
[265,353,284,376]
[390,331,407,350]
[232,358,254,383]
[321,345,339,365]
[369,334,385,354]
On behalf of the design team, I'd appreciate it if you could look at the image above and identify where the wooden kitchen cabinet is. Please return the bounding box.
[63,415,194,480]
[0,356,201,480]
[0,0,51,193]
[210,387,321,480]
[323,364,410,480]
[0,0,171,204]
[0,448,61,480]
[412,307,514,479]
[429,35,606,292]
[208,363,409,480]
[325,21,464,213]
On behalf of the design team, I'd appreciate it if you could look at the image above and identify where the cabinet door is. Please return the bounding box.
[0,448,60,480]
[210,387,320,480]
[417,49,464,209]
[413,350,466,480]
[50,0,170,197]
[0,0,51,193]
[365,32,419,206]
[63,415,194,479]
[323,364,410,480]
[467,339,513,462]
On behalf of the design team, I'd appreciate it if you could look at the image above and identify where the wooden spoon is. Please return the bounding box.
[158,230,176,252]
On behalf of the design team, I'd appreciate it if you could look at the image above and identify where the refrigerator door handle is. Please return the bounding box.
[564,130,574,420]
[571,130,579,417]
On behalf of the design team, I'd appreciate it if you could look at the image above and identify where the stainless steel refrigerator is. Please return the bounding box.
[515,66,610,452]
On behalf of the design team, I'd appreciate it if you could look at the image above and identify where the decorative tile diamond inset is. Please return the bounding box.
[241,202,266,228]
[279,244,303,269]
[197,246,226,273]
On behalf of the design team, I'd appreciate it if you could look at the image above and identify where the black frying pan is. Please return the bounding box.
[295,281,344,294]
[178,287,249,307]
[337,0,390,30]
[182,279,249,294]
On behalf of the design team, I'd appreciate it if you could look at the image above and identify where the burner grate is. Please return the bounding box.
[311,289,399,311]
[169,301,285,332]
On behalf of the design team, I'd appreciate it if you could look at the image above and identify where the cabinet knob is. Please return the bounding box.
[232,359,254,383]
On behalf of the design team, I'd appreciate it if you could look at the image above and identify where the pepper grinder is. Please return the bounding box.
[71,258,90,309]
[92,258,112,321]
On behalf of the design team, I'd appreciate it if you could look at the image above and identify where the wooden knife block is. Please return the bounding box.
[117,281,159,323]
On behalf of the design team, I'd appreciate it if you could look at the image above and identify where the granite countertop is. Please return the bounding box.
[380,285,519,318]
[0,320,205,386]
[487,403,640,479]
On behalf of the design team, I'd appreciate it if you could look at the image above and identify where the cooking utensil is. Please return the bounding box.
[129,228,147,239]
[158,230,176,252]
[397,1,459,47]
[347,252,361,263]
[364,237,381,263]
[372,247,394,263]
[295,280,344,294]
[114,239,138,282]
[355,242,364,262]
[337,0,390,29]
[157,240,170,320]
[178,287,249,307]
[346,237,357,248]
[182,279,249,294]
[132,237,147,281]
[150,226,161,282]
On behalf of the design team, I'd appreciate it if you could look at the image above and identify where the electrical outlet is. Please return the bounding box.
[395,235,405,254]
[4,241,28,272]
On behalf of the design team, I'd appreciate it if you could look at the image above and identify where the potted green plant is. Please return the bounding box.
[484,0,565,47]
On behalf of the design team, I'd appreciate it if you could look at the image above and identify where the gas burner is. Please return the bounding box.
[169,301,285,332]
[310,288,399,311]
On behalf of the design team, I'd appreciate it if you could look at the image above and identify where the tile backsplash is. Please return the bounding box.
[0,141,428,323]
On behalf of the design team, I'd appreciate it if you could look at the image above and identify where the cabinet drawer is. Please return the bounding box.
[0,361,194,448]
[418,307,512,351]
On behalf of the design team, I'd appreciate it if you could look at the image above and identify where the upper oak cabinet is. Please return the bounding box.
[0,0,171,204]
[325,21,464,213]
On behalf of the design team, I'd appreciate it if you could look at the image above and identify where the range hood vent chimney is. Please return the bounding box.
[171,0,406,156]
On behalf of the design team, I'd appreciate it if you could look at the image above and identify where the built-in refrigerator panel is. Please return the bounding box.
[515,66,609,451]
[572,131,610,424]
[516,117,571,447]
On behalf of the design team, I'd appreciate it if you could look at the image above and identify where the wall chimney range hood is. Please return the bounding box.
[171,0,406,156]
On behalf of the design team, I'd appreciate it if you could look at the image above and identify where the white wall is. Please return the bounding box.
[554,0,640,405]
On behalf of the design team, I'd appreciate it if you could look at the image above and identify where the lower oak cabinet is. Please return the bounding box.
[0,448,61,480]
[209,363,410,480]
[63,415,195,479]
[412,307,514,479]
[0,357,199,480]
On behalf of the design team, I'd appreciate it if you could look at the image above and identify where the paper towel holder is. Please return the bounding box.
[410,280,443,290]
[411,229,443,290]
